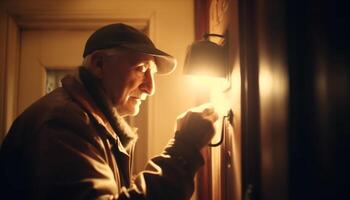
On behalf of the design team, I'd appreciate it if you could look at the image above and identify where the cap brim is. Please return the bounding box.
[120,44,177,75]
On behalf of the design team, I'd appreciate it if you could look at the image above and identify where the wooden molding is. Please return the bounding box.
[0,10,9,142]
[11,11,149,30]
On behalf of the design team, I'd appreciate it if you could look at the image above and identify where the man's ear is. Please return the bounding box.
[89,51,106,79]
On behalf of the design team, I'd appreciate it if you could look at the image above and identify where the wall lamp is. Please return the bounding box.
[184,33,231,80]
[183,33,234,147]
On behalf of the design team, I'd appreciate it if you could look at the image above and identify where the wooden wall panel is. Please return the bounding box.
[194,0,242,199]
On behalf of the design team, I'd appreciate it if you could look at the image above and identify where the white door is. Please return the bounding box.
[18,30,93,114]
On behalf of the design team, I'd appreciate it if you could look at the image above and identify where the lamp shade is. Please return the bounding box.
[183,39,227,78]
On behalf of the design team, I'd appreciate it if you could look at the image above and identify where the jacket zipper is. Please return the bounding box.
[129,140,136,182]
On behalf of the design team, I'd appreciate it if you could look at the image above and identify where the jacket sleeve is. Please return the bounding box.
[36,119,204,200]
[117,132,204,200]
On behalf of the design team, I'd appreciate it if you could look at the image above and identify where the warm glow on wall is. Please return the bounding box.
[259,67,274,97]
[259,61,288,99]
[185,75,230,116]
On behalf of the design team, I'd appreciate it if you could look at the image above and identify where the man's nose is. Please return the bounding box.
[139,70,155,96]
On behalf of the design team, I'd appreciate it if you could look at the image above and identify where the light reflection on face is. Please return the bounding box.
[101,51,157,116]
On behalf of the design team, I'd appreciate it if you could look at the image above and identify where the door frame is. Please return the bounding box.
[0,7,155,141]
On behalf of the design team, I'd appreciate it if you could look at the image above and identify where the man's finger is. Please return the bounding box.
[202,107,215,115]
[203,112,219,123]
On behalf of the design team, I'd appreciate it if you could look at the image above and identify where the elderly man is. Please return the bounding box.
[0,23,218,199]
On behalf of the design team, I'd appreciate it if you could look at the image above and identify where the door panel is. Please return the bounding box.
[18,30,92,114]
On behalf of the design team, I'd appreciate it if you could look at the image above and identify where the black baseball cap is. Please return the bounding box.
[83,23,177,75]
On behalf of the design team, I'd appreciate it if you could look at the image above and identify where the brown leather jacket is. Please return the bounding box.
[0,69,204,200]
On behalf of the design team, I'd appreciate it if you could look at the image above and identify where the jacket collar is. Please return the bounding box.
[61,67,137,151]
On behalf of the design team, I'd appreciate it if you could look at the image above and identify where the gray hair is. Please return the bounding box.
[82,47,127,67]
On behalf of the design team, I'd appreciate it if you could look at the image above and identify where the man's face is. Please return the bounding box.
[100,50,157,116]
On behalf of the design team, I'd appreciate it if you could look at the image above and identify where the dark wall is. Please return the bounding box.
[240,0,350,199]
[287,0,350,199]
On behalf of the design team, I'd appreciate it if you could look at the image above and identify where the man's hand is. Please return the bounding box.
[175,104,219,150]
